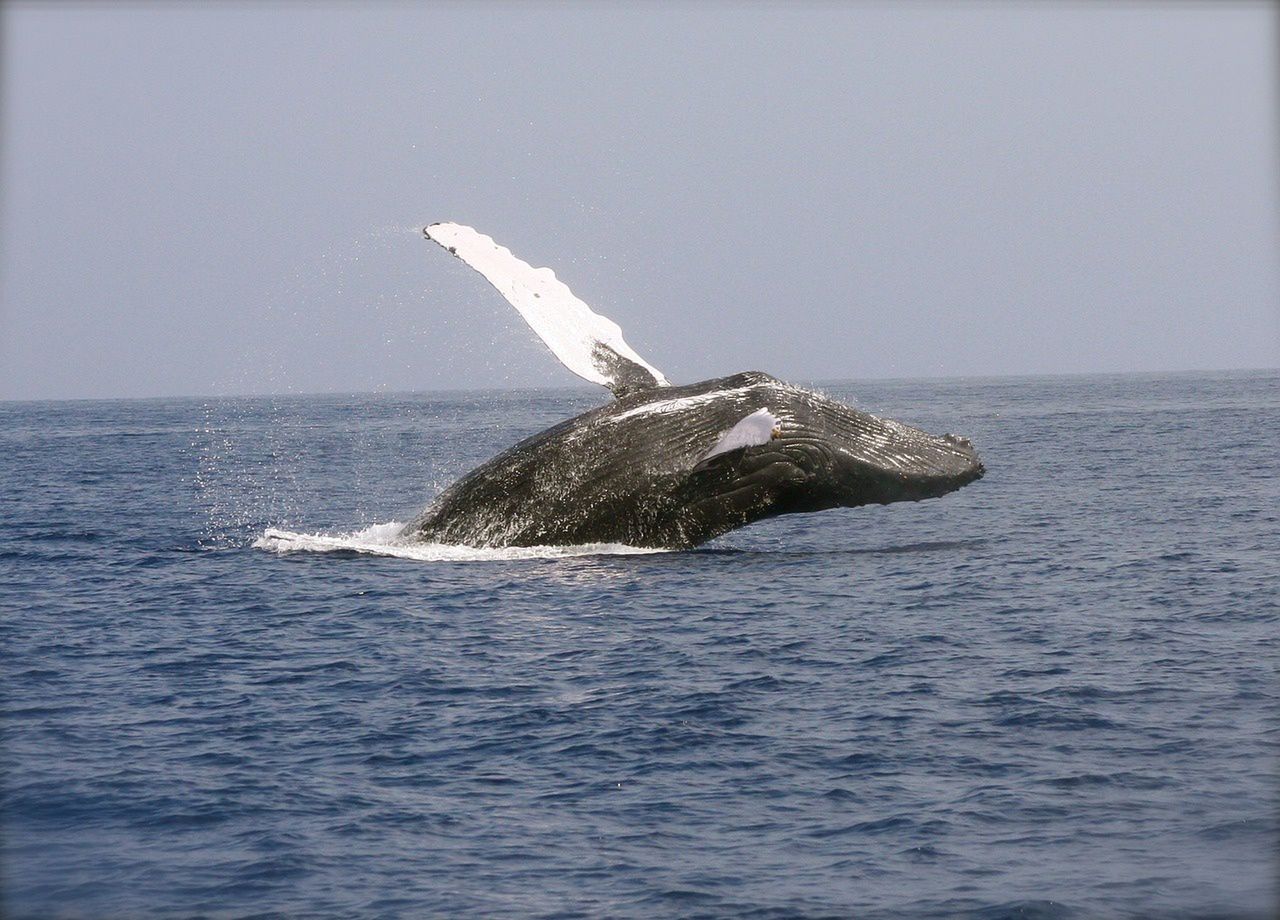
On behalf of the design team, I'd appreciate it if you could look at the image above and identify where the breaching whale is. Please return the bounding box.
[405,223,984,549]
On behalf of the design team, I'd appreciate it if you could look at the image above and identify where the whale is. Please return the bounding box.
[405,223,984,549]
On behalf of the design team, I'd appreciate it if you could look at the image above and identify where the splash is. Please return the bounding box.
[253,521,667,562]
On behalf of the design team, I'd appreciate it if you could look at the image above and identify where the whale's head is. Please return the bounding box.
[773,401,985,509]
[678,374,984,542]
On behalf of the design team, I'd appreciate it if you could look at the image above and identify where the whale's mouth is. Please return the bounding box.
[694,420,983,517]
[787,398,985,501]
[803,428,983,507]
[667,394,984,548]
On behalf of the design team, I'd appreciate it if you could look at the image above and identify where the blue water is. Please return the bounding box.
[2,371,1277,919]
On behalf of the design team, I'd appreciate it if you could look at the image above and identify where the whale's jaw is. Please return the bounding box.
[669,393,984,547]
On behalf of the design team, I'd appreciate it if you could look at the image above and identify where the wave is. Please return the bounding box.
[252,521,667,562]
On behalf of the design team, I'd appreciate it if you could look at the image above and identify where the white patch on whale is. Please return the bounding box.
[424,222,668,393]
[698,408,781,463]
[608,386,758,422]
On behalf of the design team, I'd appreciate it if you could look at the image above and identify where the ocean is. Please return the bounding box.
[2,370,1276,919]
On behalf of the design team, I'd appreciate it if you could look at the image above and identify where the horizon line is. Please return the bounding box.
[1,364,1276,406]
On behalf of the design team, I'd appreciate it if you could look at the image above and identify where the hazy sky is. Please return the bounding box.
[2,2,1276,400]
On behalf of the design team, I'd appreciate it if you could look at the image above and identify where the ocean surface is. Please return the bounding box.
[2,370,1276,919]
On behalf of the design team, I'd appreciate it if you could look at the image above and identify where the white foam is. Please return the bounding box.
[424,222,668,392]
[253,521,666,562]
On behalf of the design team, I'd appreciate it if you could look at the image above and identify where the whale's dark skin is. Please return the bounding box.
[406,371,984,549]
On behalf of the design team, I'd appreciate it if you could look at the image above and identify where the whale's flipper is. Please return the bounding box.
[424,223,670,398]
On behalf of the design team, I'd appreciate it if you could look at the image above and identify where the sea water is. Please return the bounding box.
[2,371,1276,918]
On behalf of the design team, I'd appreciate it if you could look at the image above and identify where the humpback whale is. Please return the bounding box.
[405,223,983,549]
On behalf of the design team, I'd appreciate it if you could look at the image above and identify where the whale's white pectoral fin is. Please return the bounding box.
[695,408,781,466]
[424,222,670,397]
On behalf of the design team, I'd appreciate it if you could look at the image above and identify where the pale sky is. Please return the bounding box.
[2,2,1277,400]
